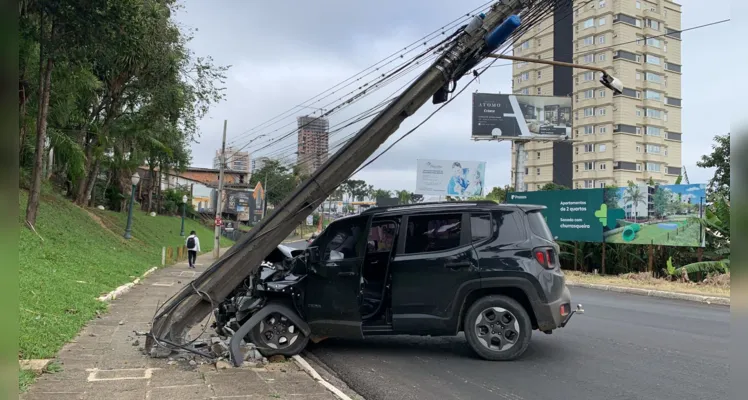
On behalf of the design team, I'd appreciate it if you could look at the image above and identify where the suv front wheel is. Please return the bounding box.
[464,295,532,361]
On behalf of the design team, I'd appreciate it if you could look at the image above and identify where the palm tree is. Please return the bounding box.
[623,182,646,220]
[395,190,411,204]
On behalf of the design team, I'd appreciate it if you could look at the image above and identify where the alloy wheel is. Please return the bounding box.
[474,307,520,352]
[258,312,301,350]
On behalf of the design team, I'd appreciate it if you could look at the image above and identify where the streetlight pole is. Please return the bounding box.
[124,172,141,240]
[180,194,188,237]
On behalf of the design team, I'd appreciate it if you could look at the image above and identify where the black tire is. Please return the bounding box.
[463,295,532,361]
[247,311,310,357]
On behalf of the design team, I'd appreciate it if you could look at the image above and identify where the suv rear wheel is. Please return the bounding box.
[464,295,532,361]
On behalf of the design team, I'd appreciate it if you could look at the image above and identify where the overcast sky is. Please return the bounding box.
[175,0,730,192]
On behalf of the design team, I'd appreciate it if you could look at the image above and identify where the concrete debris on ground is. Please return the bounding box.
[21,249,342,400]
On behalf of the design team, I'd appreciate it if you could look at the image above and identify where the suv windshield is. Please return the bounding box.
[526,211,554,241]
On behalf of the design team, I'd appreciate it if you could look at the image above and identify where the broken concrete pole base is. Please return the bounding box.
[149,345,174,359]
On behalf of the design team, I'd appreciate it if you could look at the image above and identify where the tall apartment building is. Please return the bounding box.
[251,156,270,173]
[297,116,329,176]
[214,146,251,173]
[511,0,682,191]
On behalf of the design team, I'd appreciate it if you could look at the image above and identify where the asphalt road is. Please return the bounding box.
[306,287,729,400]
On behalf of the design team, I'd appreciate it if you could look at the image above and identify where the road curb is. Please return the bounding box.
[567,282,730,305]
[293,355,353,400]
[97,266,158,302]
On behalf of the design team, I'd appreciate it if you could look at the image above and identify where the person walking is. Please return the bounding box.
[186,230,201,268]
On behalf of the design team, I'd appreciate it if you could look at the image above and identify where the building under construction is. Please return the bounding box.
[297,115,329,176]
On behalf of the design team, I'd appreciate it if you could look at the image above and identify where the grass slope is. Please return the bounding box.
[19,191,231,361]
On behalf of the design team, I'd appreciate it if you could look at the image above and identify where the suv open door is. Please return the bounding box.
[304,215,370,339]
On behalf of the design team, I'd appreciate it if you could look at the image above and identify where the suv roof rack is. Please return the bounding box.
[361,200,500,215]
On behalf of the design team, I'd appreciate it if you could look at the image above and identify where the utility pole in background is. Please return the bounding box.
[213,120,227,259]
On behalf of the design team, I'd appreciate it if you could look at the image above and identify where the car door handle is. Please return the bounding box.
[338,271,356,277]
[445,262,471,270]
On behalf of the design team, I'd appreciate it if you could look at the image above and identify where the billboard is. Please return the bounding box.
[472,93,572,139]
[415,159,486,197]
[507,184,706,247]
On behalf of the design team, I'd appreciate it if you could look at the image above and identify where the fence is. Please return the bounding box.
[161,245,189,265]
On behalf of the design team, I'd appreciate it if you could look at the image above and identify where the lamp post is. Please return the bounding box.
[123,172,140,240]
[180,194,188,237]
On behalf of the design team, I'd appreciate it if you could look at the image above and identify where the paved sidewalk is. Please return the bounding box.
[22,250,339,400]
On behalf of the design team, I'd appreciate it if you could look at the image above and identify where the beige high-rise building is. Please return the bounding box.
[511,0,682,191]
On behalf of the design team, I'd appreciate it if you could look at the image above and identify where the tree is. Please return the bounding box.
[539,183,568,191]
[249,159,295,206]
[623,181,645,220]
[697,133,730,200]
[395,190,411,204]
[652,187,668,218]
[603,185,621,210]
[485,185,512,203]
[371,189,392,200]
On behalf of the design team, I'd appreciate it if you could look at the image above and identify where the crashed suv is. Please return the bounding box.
[213,201,581,364]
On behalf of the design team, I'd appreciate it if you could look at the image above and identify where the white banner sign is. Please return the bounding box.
[415,159,486,197]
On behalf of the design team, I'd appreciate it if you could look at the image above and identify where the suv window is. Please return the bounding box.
[496,210,526,244]
[527,211,554,241]
[404,214,462,254]
[470,213,496,242]
[367,220,397,253]
[321,218,367,260]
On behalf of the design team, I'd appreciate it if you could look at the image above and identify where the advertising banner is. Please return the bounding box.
[415,159,486,197]
[472,93,572,140]
[507,184,706,247]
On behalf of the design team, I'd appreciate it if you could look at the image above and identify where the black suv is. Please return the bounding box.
[214,201,581,364]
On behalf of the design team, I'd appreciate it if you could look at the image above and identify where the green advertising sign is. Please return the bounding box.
[506,184,705,247]
[507,189,604,242]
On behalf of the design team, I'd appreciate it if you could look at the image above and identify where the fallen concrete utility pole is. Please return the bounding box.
[147,0,533,354]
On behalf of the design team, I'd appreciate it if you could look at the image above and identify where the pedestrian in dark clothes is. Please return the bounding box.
[185,230,201,268]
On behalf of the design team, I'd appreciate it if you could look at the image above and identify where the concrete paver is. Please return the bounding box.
[22,250,339,400]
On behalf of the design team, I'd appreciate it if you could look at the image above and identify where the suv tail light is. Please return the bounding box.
[533,247,558,270]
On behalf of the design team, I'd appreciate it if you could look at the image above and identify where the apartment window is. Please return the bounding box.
[636,108,643,117]
[664,148,668,156]
[520,88,530,95]
[598,89,606,98]
[646,126,662,136]
[636,145,642,153]
[597,35,606,44]
[645,72,663,83]
[599,126,607,134]
[584,162,595,171]
[599,0,606,7]
[598,17,606,26]
[636,126,643,135]
[635,19,642,27]
[636,163,642,171]
[584,144,594,153]
[646,37,662,48]
[583,54,594,64]
[575,146,579,154]
[645,90,663,101]
[585,180,594,188]
[597,53,606,62]
[646,162,661,172]
[647,19,660,31]
[537,152,541,160]
[582,71,594,81]
[520,72,530,81]
[599,162,607,170]
[584,107,595,117]
[636,1,641,9]
[517,61,527,68]
[536,168,541,176]
[537,70,542,79]
[646,144,661,154]
[598,144,607,152]
[584,89,595,99]
[646,54,662,65]
[524,167,529,175]
[583,18,595,29]
[597,107,606,116]
[599,181,606,188]
[636,72,642,80]
[521,41,530,49]
[575,164,579,172]
[537,87,542,95]
[583,36,594,46]
[646,108,663,119]
[584,125,594,135]
[536,38,541,47]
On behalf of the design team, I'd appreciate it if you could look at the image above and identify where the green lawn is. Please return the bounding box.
[605,219,702,246]
[19,191,232,362]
